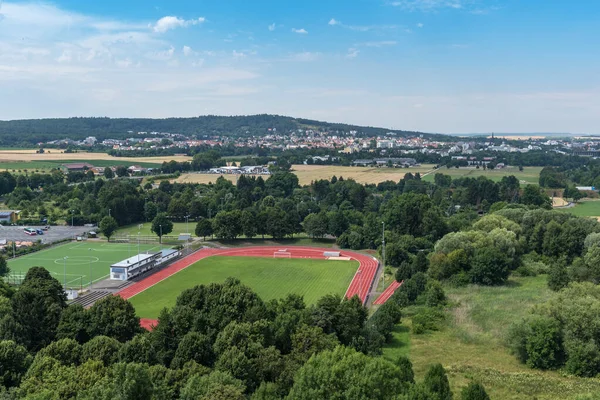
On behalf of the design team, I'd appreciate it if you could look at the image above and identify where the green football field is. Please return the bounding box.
[7,241,162,289]
[130,256,359,319]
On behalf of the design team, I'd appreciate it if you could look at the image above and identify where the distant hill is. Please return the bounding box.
[0,115,450,146]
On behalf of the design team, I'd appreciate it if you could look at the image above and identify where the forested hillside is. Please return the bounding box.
[0,115,441,146]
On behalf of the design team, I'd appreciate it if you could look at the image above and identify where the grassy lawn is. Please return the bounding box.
[381,275,600,399]
[114,222,193,237]
[130,256,358,319]
[422,166,542,184]
[7,241,162,289]
[557,200,600,218]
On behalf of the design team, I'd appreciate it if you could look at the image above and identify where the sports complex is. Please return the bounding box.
[6,241,385,328]
[7,241,163,288]
[116,246,382,325]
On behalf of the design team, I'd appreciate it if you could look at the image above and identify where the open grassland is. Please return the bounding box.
[422,166,542,184]
[383,275,600,399]
[175,164,438,186]
[130,256,358,319]
[557,200,600,218]
[0,159,164,172]
[7,241,161,288]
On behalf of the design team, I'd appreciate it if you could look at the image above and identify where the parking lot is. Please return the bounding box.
[0,225,91,244]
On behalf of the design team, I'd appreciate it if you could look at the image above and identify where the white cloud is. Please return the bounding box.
[328,18,340,26]
[327,18,396,32]
[152,16,205,33]
[287,52,320,62]
[292,28,308,34]
[359,41,398,47]
[389,0,492,12]
[56,50,72,63]
[417,22,424,28]
[183,45,193,56]
[268,23,276,31]
[346,48,360,59]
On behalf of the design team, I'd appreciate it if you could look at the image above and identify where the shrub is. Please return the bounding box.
[461,382,490,400]
[411,308,445,334]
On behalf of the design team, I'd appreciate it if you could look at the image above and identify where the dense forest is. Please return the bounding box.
[0,115,446,146]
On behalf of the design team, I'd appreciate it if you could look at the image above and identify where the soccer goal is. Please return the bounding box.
[273,249,292,258]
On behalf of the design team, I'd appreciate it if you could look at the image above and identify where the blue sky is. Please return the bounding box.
[0,0,599,133]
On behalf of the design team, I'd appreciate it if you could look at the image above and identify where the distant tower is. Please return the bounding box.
[492,132,495,140]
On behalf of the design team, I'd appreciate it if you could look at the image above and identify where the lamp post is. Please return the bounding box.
[71,210,75,227]
[159,224,163,249]
[88,249,93,290]
[63,256,68,290]
[108,209,111,218]
[381,221,386,292]
[185,215,190,251]
[138,232,140,262]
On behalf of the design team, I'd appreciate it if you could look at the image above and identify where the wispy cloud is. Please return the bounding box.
[268,23,276,31]
[358,41,398,47]
[287,52,320,62]
[327,17,393,32]
[417,22,424,28]
[152,16,205,33]
[291,28,308,34]
[346,48,360,59]
[389,0,464,11]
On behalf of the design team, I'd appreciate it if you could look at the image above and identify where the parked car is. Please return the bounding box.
[42,226,50,231]
[36,229,44,235]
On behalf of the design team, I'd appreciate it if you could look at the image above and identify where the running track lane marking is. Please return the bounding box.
[373,280,403,306]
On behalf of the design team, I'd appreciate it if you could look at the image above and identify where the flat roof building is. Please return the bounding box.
[110,253,161,281]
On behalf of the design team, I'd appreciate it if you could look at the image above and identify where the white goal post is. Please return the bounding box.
[273,249,292,258]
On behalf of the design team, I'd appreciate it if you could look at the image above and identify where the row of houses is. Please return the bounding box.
[352,158,419,167]
[61,163,153,175]
[208,166,271,175]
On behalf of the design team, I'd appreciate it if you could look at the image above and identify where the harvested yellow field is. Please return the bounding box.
[175,164,437,186]
[0,150,191,164]
[552,197,569,207]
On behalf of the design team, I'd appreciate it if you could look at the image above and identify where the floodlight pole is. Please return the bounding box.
[381,221,386,292]
[185,215,190,250]
[159,224,163,249]
[108,208,111,218]
[63,256,68,290]
[71,210,75,227]
[138,232,140,262]
[88,249,93,290]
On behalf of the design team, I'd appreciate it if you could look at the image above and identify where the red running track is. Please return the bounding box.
[373,280,403,305]
[118,246,379,305]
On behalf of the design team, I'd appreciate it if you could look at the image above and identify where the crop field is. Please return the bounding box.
[175,164,438,186]
[383,276,600,399]
[422,166,542,184]
[7,241,161,289]
[0,150,190,171]
[129,256,358,319]
[557,200,600,218]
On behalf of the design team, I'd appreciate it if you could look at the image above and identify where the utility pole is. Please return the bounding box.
[88,249,93,290]
[381,221,386,292]
[63,256,68,290]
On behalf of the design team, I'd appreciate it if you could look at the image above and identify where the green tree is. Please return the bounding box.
[548,258,570,291]
[115,166,129,177]
[100,216,118,242]
[88,296,141,343]
[171,332,214,369]
[212,210,243,240]
[0,256,9,277]
[423,364,453,400]
[195,218,213,240]
[119,334,157,365]
[461,382,490,400]
[103,167,114,179]
[303,213,329,239]
[37,338,82,366]
[81,336,122,366]
[151,213,174,244]
[287,346,404,400]
[144,201,158,222]
[0,340,32,387]
[12,267,66,351]
[180,371,246,400]
[395,356,415,384]
[57,304,91,344]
